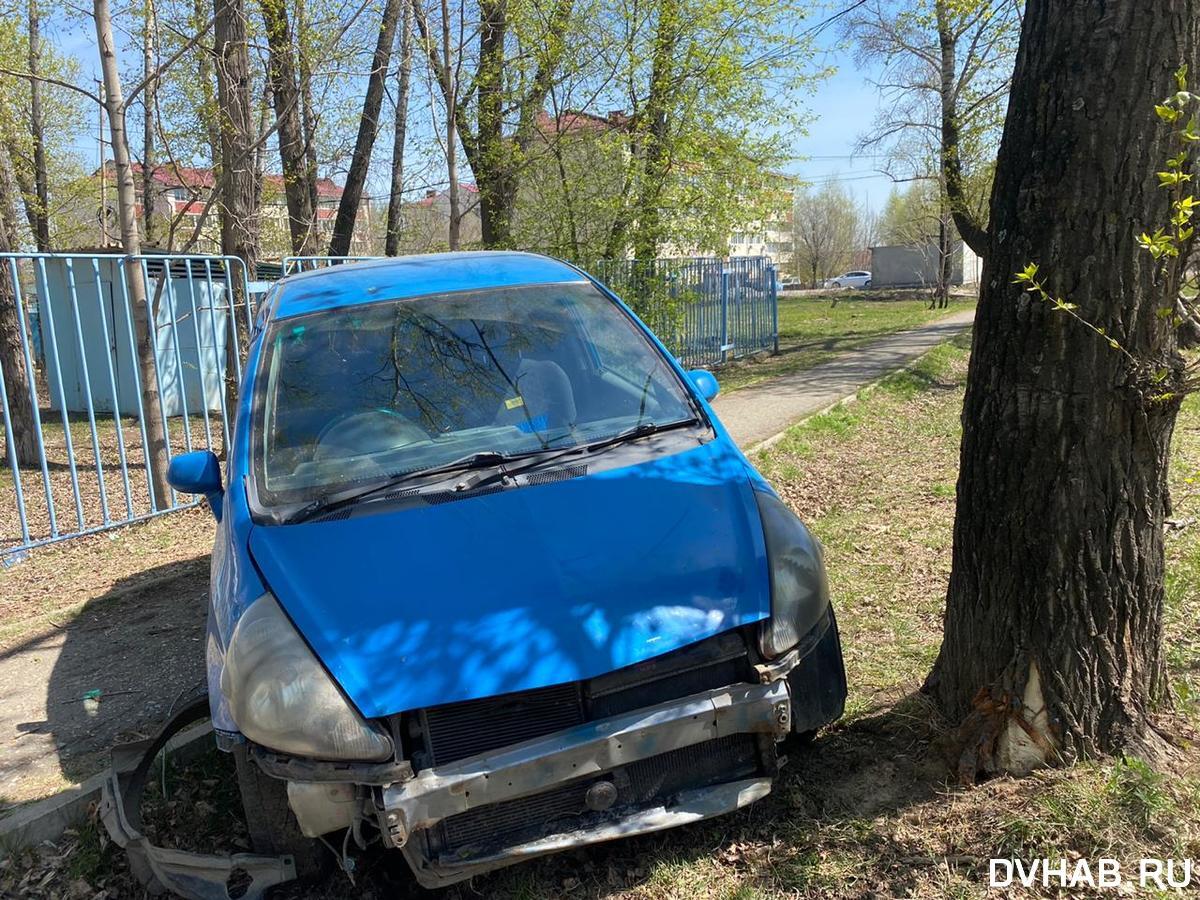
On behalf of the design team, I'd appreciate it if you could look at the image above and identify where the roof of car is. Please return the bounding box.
[271,251,590,319]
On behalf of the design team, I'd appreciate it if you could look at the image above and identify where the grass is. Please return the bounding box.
[4,334,1199,899]
[717,290,974,393]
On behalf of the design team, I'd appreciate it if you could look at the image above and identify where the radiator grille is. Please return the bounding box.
[429,733,766,862]
[421,683,585,766]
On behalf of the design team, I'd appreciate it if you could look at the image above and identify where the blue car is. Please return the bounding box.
[110,252,845,894]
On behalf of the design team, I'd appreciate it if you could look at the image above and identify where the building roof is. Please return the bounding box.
[104,162,344,201]
[271,252,588,319]
[533,109,630,136]
[413,184,480,207]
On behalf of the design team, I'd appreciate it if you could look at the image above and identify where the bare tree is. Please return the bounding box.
[847,0,1017,256]
[261,0,318,254]
[141,0,157,244]
[384,0,413,256]
[94,0,172,507]
[792,182,859,288]
[329,0,403,256]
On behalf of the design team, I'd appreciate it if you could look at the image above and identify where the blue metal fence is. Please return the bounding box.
[586,256,779,368]
[0,253,255,559]
[1,252,776,557]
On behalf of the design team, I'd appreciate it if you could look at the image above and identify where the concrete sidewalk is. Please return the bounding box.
[713,307,976,449]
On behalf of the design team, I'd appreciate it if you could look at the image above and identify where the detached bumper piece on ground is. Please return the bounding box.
[99,698,296,900]
[101,616,845,897]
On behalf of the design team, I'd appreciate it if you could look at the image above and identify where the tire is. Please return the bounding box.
[864,280,872,289]
[233,746,328,881]
[831,281,841,289]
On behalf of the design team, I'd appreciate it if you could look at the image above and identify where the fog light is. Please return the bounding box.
[585,780,618,811]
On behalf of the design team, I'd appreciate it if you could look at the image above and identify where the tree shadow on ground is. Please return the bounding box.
[0,555,209,808]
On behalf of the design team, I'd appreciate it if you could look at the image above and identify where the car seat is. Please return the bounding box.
[494,358,578,434]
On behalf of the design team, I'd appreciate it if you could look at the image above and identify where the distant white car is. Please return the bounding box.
[824,271,872,290]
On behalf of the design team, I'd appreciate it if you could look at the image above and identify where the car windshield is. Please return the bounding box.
[252,281,699,506]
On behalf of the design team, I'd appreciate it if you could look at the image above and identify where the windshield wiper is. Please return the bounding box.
[449,419,703,495]
[284,419,702,523]
[284,450,520,523]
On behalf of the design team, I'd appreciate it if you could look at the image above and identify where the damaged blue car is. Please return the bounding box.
[103,252,845,896]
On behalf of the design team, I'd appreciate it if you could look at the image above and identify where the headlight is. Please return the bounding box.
[221,593,394,761]
[755,491,831,659]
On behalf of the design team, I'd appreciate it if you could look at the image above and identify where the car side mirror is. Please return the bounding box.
[167,450,224,522]
[687,369,720,402]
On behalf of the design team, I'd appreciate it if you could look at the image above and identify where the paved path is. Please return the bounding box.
[713,308,976,449]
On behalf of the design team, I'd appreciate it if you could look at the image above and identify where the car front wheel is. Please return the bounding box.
[233,746,328,881]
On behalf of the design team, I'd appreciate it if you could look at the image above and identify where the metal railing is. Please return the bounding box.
[1,253,255,559]
[586,256,778,368]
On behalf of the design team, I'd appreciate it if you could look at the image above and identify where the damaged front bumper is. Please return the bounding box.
[381,680,791,887]
[101,614,846,896]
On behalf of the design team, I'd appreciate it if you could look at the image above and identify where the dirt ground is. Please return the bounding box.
[0,508,214,809]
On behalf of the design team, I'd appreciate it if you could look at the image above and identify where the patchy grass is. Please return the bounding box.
[5,336,1200,899]
[718,291,974,393]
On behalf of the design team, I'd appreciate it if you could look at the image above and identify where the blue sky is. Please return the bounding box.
[785,39,896,214]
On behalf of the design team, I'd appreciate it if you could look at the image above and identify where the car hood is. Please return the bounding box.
[248,440,770,719]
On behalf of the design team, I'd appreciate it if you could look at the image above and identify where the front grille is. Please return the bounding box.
[427,733,768,862]
[420,683,585,766]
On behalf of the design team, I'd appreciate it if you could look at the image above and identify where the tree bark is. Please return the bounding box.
[928,0,1197,775]
[261,0,317,254]
[27,0,50,251]
[214,0,258,428]
[384,0,413,256]
[0,140,39,468]
[296,0,320,230]
[329,0,402,256]
[214,0,258,274]
[95,0,172,509]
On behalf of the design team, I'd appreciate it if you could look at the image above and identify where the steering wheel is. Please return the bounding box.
[313,408,428,461]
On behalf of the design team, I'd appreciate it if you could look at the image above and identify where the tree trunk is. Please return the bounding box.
[384,0,413,256]
[297,0,320,235]
[936,0,988,258]
[329,0,402,256]
[27,0,50,251]
[95,0,172,509]
[927,0,1197,775]
[936,203,950,308]
[214,0,258,427]
[0,141,39,468]
[261,0,317,254]
[141,0,156,245]
[631,0,678,262]
[440,0,460,250]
